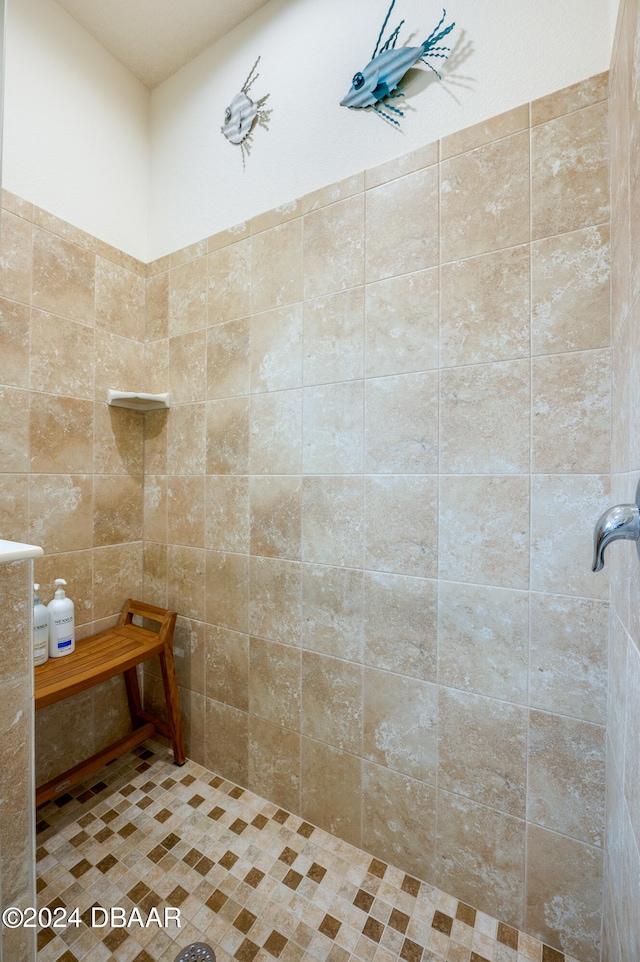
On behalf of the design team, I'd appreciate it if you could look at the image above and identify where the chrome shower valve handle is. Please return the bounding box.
[592,480,640,572]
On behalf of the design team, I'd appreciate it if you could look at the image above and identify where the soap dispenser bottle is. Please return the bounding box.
[33,584,49,667]
[48,578,75,658]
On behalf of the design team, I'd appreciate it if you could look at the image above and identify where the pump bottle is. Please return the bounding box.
[33,584,49,666]
[48,578,75,658]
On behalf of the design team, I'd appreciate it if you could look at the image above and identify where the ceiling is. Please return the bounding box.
[55,0,273,88]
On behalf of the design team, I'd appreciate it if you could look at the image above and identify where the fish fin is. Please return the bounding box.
[372,0,397,59]
[372,103,401,127]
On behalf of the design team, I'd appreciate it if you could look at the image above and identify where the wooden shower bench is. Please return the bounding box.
[34,599,185,807]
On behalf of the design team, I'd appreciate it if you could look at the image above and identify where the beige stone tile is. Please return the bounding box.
[208,238,251,325]
[302,381,363,474]
[205,624,249,711]
[623,637,640,852]
[32,205,95,251]
[92,541,143,620]
[251,219,303,314]
[304,194,364,300]
[439,687,527,817]
[206,397,249,475]
[250,304,303,393]
[144,474,167,544]
[441,104,530,160]
[303,173,364,213]
[205,550,249,634]
[249,390,302,474]
[441,131,530,263]
[94,328,146,398]
[146,270,169,341]
[301,737,362,847]
[365,371,438,474]
[531,71,609,126]
[35,686,95,785]
[530,474,610,599]
[30,393,93,474]
[363,571,436,681]
[362,761,436,883]
[301,564,363,662]
[168,255,207,335]
[143,541,168,608]
[0,297,29,388]
[525,824,603,962]
[207,221,250,253]
[438,582,529,704]
[252,199,302,235]
[0,673,31,891]
[144,408,168,475]
[249,716,300,814]
[172,615,206,695]
[91,674,133,749]
[2,189,33,220]
[301,651,362,753]
[93,474,143,547]
[301,476,363,568]
[532,349,610,474]
[440,246,530,367]
[363,667,436,782]
[532,225,610,356]
[30,310,94,399]
[529,593,608,724]
[0,474,28,543]
[0,561,29,684]
[249,556,301,645]
[170,238,207,269]
[532,101,609,241]
[250,475,302,561]
[167,475,205,547]
[204,697,249,786]
[303,288,364,385]
[436,791,526,930]
[365,475,437,578]
[364,267,439,377]
[95,256,145,340]
[205,475,249,553]
[29,474,93,552]
[439,476,529,589]
[169,329,207,404]
[32,226,95,323]
[365,142,439,190]
[527,710,605,846]
[0,209,32,305]
[207,316,250,399]
[0,385,28,472]
[144,337,169,396]
[93,401,144,475]
[249,636,301,730]
[628,297,640,468]
[366,166,439,282]
[165,543,206,623]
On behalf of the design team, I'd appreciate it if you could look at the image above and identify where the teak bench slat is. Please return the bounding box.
[34,599,185,808]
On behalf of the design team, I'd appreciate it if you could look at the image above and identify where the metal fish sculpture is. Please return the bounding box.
[221,57,272,169]
[340,2,455,126]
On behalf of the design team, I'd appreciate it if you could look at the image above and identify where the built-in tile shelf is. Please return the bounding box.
[0,539,43,563]
[107,390,171,411]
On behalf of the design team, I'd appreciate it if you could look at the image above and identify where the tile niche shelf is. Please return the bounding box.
[107,390,170,411]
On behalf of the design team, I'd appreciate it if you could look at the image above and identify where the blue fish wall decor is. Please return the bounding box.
[340,2,455,126]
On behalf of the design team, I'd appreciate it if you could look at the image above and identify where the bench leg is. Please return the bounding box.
[123,666,143,729]
[159,646,186,765]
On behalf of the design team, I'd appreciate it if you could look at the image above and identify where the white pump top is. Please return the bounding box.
[53,578,67,599]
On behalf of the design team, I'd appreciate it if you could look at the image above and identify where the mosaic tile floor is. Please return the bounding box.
[35,741,581,962]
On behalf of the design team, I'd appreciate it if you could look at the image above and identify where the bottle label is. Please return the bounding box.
[57,639,73,649]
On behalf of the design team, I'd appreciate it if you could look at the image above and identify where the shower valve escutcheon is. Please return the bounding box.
[592,480,640,572]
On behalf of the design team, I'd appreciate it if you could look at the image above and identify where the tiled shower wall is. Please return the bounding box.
[0,71,612,962]
[141,75,611,960]
[0,559,35,962]
[604,1,640,960]
[0,192,146,785]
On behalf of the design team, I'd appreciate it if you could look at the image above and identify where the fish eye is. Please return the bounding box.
[352,71,365,90]
[224,107,231,124]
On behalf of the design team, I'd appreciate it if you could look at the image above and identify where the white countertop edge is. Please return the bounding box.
[0,540,44,563]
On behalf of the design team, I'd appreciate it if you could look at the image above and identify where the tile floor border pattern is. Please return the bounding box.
[34,741,581,962]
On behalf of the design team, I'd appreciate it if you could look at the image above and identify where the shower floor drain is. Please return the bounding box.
[173,944,217,962]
